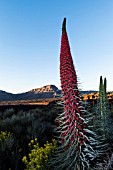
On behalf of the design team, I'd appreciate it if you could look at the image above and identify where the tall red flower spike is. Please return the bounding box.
[60,18,87,148]
[48,18,105,170]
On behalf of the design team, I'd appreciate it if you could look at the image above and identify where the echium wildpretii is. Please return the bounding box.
[48,18,100,170]
[60,18,87,147]
[96,76,113,141]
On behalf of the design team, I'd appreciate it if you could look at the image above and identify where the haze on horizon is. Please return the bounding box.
[0,0,113,93]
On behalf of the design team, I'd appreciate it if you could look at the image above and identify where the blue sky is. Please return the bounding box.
[0,0,113,93]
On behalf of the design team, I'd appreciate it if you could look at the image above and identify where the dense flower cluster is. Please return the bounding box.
[60,18,87,147]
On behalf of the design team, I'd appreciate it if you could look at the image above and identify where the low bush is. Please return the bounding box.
[0,131,23,170]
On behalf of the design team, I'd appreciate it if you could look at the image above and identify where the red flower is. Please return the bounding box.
[60,18,88,147]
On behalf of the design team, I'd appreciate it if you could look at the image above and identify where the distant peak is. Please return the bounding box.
[30,85,59,93]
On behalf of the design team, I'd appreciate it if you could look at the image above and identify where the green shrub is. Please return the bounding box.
[0,131,22,170]
[3,108,15,118]
[0,107,59,169]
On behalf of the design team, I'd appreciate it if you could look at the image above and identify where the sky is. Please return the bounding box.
[0,0,113,93]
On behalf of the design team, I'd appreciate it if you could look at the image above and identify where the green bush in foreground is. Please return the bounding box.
[0,131,14,169]
[22,138,57,170]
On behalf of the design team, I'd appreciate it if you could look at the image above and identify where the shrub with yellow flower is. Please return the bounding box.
[22,138,57,170]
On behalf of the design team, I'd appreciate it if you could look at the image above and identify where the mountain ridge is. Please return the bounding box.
[0,85,98,102]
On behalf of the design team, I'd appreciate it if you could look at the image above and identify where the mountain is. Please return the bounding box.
[0,90,14,101]
[0,85,61,101]
[0,85,98,102]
